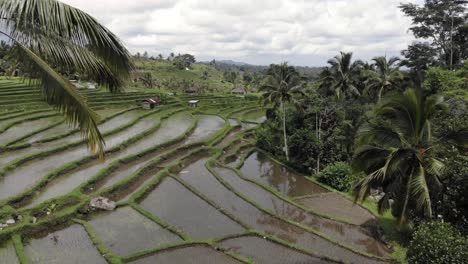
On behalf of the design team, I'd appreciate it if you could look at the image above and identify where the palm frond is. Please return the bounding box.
[12,39,104,157]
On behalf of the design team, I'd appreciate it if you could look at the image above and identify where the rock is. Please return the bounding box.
[17,215,23,221]
[0,224,7,228]
[32,217,37,224]
[5,219,15,225]
[90,197,116,211]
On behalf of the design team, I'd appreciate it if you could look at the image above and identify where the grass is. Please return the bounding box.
[133,60,234,93]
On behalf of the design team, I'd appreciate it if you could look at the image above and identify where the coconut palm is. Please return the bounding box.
[321,52,362,100]
[365,56,404,102]
[0,0,133,158]
[260,63,303,161]
[353,89,450,225]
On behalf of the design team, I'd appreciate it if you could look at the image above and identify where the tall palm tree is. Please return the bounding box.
[260,63,303,161]
[365,56,404,102]
[321,52,362,100]
[353,89,450,225]
[0,0,133,158]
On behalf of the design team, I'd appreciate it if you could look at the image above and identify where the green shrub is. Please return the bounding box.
[408,221,468,264]
[318,162,358,192]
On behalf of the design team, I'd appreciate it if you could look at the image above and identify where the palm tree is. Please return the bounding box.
[0,0,133,158]
[321,52,362,100]
[353,89,449,225]
[260,63,303,161]
[365,56,404,102]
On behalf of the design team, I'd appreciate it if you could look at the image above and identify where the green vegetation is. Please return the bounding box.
[407,221,468,264]
[0,0,133,157]
[133,59,234,93]
[318,162,359,192]
[0,0,466,263]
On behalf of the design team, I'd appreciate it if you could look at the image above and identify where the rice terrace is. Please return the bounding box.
[0,0,467,264]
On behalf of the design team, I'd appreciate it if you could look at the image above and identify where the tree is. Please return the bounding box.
[320,52,362,100]
[365,56,404,102]
[0,0,133,158]
[223,71,238,84]
[260,63,303,161]
[139,72,155,88]
[201,71,209,80]
[353,89,450,225]
[400,0,468,70]
[173,54,196,70]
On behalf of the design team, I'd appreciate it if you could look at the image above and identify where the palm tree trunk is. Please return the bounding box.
[378,85,384,103]
[281,99,289,161]
[316,112,321,174]
[400,166,415,226]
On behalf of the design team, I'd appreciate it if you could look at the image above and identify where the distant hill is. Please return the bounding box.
[133,58,324,94]
[133,59,236,93]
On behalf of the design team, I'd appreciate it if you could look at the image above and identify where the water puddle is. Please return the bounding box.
[220,235,331,264]
[0,109,143,169]
[139,177,245,240]
[88,207,182,256]
[215,129,241,149]
[176,160,384,263]
[24,224,107,264]
[240,152,328,197]
[128,245,242,264]
[296,193,376,226]
[0,240,19,264]
[0,117,61,145]
[23,109,119,144]
[24,110,189,207]
[0,112,54,130]
[98,112,193,190]
[184,115,225,144]
[215,168,390,257]
[0,110,161,201]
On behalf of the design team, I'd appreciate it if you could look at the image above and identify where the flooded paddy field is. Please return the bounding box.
[0,83,391,263]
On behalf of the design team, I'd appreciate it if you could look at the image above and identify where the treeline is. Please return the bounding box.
[256,1,467,263]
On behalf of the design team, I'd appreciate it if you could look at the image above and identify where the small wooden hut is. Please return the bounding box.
[140,97,161,109]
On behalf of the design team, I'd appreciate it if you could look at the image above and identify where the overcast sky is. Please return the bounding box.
[61,0,423,66]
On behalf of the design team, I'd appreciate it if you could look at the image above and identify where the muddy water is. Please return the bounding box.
[241,152,328,197]
[23,109,119,144]
[0,110,160,201]
[215,168,390,257]
[24,224,107,264]
[296,193,376,226]
[98,112,193,190]
[0,240,20,264]
[24,111,190,207]
[176,159,383,264]
[139,177,245,240]
[0,112,54,130]
[184,115,225,144]
[0,116,61,144]
[88,207,181,256]
[0,109,143,169]
[129,245,242,264]
[220,235,331,264]
[215,129,241,149]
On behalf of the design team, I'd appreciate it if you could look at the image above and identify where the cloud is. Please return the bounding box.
[61,0,422,66]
